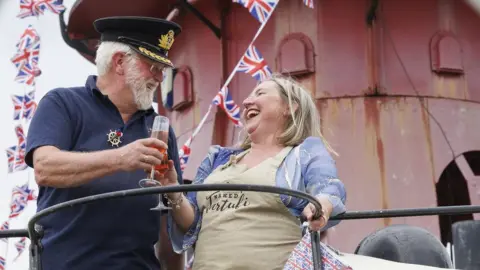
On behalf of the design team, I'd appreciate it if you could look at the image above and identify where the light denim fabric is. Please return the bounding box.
[167,136,347,253]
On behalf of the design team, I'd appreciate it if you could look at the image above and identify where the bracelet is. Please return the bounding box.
[164,193,184,209]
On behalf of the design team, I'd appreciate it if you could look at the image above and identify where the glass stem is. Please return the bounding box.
[150,166,155,180]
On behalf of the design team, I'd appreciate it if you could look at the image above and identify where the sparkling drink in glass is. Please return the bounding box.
[139,116,171,211]
[150,117,169,174]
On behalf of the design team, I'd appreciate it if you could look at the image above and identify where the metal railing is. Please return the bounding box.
[0,184,479,270]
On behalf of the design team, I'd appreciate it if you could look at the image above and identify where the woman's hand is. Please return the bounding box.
[151,160,181,201]
[302,196,334,231]
[303,203,328,231]
[150,160,178,186]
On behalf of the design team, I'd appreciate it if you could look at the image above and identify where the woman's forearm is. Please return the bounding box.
[167,193,197,233]
[33,146,122,188]
[317,195,334,218]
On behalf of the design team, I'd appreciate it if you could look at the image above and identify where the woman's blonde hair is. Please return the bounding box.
[239,73,337,156]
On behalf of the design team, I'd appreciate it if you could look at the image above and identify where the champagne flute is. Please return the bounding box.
[139,115,171,211]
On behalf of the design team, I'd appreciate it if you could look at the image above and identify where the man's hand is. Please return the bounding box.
[116,138,167,171]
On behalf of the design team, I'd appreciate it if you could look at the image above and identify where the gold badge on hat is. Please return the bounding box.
[158,30,175,50]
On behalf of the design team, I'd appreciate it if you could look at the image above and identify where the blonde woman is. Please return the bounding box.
[155,74,347,270]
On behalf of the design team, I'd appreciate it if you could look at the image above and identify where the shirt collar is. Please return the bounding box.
[85,75,155,114]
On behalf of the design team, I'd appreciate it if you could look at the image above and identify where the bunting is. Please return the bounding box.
[178,137,192,173]
[9,184,37,219]
[3,2,45,268]
[237,45,272,81]
[5,147,16,174]
[232,0,278,23]
[212,87,242,127]
[14,126,28,172]
[12,91,37,121]
[0,256,5,270]
[13,238,27,261]
[12,25,41,79]
[0,222,9,243]
[17,0,66,18]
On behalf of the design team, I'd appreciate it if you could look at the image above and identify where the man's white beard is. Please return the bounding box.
[125,60,159,110]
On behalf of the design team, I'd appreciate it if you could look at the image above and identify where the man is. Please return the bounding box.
[25,16,184,270]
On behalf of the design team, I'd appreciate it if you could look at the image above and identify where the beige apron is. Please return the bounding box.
[193,147,302,270]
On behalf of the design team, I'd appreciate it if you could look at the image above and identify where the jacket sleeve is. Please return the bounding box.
[300,137,347,229]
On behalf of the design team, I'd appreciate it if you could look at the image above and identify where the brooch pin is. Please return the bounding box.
[107,129,123,147]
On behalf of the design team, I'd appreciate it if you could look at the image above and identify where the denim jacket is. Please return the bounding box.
[168,136,347,253]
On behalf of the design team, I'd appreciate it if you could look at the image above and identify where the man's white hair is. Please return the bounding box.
[95,41,135,76]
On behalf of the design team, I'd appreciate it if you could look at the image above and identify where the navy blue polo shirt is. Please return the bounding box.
[25,75,183,270]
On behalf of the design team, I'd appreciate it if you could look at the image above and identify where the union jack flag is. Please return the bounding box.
[6,146,17,173]
[15,25,40,51]
[36,0,66,14]
[15,62,36,86]
[0,256,5,270]
[17,0,42,18]
[24,91,37,120]
[17,0,65,18]
[14,237,27,261]
[9,197,27,219]
[12,95,24,120]
[13,184,37,201]
[212,87,242,127]
[9,184,37,219]
[284,231,352,270]
[0,221,9,243]
[0,221,9,231]
[233,0,278,23]
[303,0,314,8]
[14,125,28,171]
[178,137,192,173]
[11,42,41,77]
[237,45,272,81]
[12,91,37,121]
[12,25,42,79]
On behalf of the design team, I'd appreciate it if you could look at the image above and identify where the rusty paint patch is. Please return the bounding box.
[420,98,437,184]
[363,97,390,227]
[345,99,357,138]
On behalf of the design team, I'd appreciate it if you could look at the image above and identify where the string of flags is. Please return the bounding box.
[177,0,314,174]
[0,0,65,268]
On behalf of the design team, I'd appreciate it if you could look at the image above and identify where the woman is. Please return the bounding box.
[156,74,347,270]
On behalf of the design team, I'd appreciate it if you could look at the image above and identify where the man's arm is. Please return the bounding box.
[32,146,122,188]
[27,90,165,188]
[32,138,166,188]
